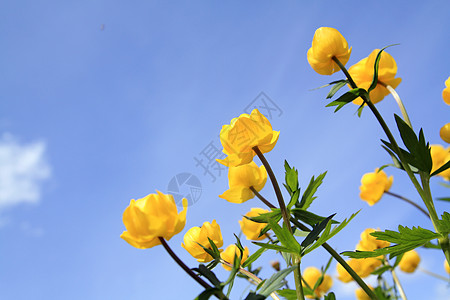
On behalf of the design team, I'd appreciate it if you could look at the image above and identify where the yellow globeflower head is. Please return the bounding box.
[120,191,187,249]
[399,250,421,273]
[181,220,223,262]
[239,208,270,240]
[219,162,267,203]
[357,228,390,251]
[355,285,374,300]
[221,244,249,271]
[349,49,402,104]
[217,109,279,167]
[302,267,333,299]
[443,76,450,105]
[440,123,450,143]
[359,169,393,206]
[430,145,450,180]
[307,27,352,75]
[336,258,380,283]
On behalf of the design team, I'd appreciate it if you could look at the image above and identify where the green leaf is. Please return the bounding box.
[246,209,281,223]
[253,242,298,254]
[258,266,296,297]
[193,264,222,287]
[324,292,336,300]
[276,289,297,300]
[284,160,299,194]
[303,211,359,256]
[370,265,391,276]
[437,197,450,202]
[369,46,388,93]
[242,247,267,268]
[326,88,367,112]
[267,218,301,254]
[326,80,349,99]
[301,214,335,249]
[195,288,222,300]
[342,225,441,259]
[356,104,364,117]
[439,212,450,234]
[244,293,266,300]
[431,160,450,177]
[291,208,339,227]
[422,241,441,249]
[298,172,327,210]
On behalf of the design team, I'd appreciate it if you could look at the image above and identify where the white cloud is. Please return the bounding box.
[0,133,51,210]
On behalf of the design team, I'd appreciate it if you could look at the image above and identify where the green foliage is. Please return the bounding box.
[325,88,367,112]
[302,211,359,256]
[438,212,450,234]
[244,293,266,300]
[437,197,450,202]
[368,46,396,93]
[298,172,327,210]
[343,225,441,259]
[326,80,349,99]
[276,289,297,300]
[382,115,432,174]
[266,218,301,254]
[194,264,222,287]
[431,160,450,177]
[195,287,224,300]
[256,266,296,297]
[246,209,281,223]
[284,160,301,209]
[301,214,335,250]
[291,208,339,227]
[324,292,336,300]
[242,247,267,268]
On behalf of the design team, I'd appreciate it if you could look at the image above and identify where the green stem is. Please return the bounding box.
[251,189,379,300]
[384,191,430,218]
[391,268,407,300]
[252,146,291,234]
[333,56,450,266]
[294,261,305,300]
[419,267,450,282]
[159,237,228,300]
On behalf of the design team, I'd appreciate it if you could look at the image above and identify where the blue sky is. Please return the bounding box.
[1,1,449,299]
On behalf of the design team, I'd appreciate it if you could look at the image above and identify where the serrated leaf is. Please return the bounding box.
[342,225,441,259]
[324,292,336,300]
[301,214,335,249]
[287,190,300,210]
[291,208,339,227]
[258,266,296,297]
[284,160,299,194]
[326,80,348,99]
[370,265,391,276]
[246,209,282,223]
[253,242,298,254]
[242,247,267,268]
[326,88,366,112]
[302,211,358,256]
[439,212,450,234]
[299,172,327,210]
[194,264,222,287]
[276,289,297,300]
[267,218,301,254]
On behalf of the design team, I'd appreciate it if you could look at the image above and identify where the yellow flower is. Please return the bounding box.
[349,49,402,104]
[182,220,223,262]
[443,76,450,105]
[217,109,279,167]
[430,144,450,180]
[445,260,450,274]
[307,27,352,75]
[355,285,374,300]
[336,258,381,282]
[120,191,187,249]
[398,250,420,273]
[440,123,450,143]
[238,208,270,240]
[219,162,267,203]
[359,169,393,206]
[221,244,249,271]
[302,267,333,299]
[357,228,390,251]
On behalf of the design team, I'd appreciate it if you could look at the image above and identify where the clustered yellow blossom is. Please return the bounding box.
[120,191,187,249]
[221,244,249,271]
[302,266,333,299]
[239,208,270,240]
[398,250,421,273]
[349,49,402,105]
[181,220,223,262]
[217,108,279,167]
[430,144,450,180]
[219,162,267,204]
[307,27,352,75]
[359,169,393,206]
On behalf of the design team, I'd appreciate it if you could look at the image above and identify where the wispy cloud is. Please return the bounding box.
[0,133,51,210]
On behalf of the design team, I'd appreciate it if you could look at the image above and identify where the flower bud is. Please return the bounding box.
[359,170,393,206]
[221,244,249,271]
[440,123,450,143]
[399,250,420,273]
[302,267,333,299]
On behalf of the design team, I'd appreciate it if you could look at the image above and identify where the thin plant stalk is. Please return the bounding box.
[391,268,407,300]
[384,191,430,218]
[250,188,379,300]
[158,237,228,300]
[419,267,450,282]
[382,83,412,128]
